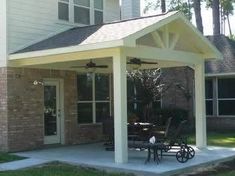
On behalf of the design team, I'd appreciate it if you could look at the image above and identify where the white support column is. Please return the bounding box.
[113,51,128,164]
[194,62,207,149]
[0,0,8,67]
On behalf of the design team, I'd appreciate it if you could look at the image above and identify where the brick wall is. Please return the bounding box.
[0,67,8,151]
[207,117,235,131]
[5,67,103,152]
[161,67,194,120]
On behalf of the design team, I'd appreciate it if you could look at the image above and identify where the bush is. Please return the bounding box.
[153,108,188,127]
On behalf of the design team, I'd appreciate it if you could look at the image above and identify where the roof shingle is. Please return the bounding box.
[206,35,235,74]
[15,11,177,54]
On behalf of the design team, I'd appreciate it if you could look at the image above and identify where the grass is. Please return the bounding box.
[187,132,235,147]
[0,162,134,176]
[216,171,235,176]
[0,153,26,164]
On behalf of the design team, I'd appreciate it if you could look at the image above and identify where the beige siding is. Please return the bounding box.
[0,0,7,66]
[121,0,140,20]
[8,0,73,53]
[104,0,120,23]
[8,0,120,53]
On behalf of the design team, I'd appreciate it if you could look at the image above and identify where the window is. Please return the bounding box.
[74,0,90,24]
[58,0,69,21]
[205,79,213,116]
[218,78,235,115]
[58,0,103,25]
[94,0,103,24]
[77,73,111,124]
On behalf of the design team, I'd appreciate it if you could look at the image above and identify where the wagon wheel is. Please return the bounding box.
[176,147,189,163]
[187,146,195,159]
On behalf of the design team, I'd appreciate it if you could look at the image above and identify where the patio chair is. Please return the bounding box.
[152,117,173,139]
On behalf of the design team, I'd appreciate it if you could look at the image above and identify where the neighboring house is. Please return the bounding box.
[0,0,221,164]
[205,35,235,131]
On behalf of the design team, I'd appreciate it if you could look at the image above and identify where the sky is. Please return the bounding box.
[140,1,235,36]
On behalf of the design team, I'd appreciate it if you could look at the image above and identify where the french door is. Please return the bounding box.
[43,80,62,144]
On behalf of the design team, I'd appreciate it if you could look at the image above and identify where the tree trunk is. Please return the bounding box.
[212,0,220,35]
[193,0,203,33]
[161,0,166,13]
[227,14,232,36]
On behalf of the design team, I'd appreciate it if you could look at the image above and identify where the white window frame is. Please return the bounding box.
[77,73,112,124]
[217,77,235,117]
[58,0,70,22]
[57,0,104,25]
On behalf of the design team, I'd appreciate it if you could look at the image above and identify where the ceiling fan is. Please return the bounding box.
[127,58,158,67]
[71,60,108,69]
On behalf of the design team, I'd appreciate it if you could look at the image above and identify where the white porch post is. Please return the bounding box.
[194,62,207,148]
[112,51,128,163]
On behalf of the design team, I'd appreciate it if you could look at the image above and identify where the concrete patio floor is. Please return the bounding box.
[15,143,235,176]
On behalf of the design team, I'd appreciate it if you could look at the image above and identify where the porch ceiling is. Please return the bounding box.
[8,11,222,69]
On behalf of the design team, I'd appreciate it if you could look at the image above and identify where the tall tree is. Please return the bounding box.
[212,0,221,35]
[161,0,166,13]
[193,0,204,33]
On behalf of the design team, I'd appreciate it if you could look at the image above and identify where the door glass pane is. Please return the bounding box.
[77,103,93,123]
[94,0,103,10]
[77,74,92,101]
[95,74,109,100]
[94,10,103,24]
[218,100,235,115]
[58,2,69,21]
[74,0,90,7]
[74,6,90,24]
[218,78,235,98]
[96,103,110,123]
[44,85,57,136]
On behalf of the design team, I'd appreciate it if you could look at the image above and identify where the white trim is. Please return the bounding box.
[206,72,235,77]
[9,41,123,60]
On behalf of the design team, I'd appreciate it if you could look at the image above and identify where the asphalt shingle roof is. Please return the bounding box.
[16,11,177,54]
[206,35,235,74]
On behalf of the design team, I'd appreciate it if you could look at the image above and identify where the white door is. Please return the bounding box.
[43,80,62,144]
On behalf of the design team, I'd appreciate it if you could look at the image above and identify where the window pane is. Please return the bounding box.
[74,6,90,24]
[74,0,90,7]
[218,78,235,98]
[77,103,93,123]
[94,0,103,10]
[127,79,135,100]
[58,2,69,21]
[77,75,92,101]
[95,74,109,100]
[206,100,213,116]
[95,10,103,24]
[218,100,235,115]
[96,103,110,123]
[205,79,213,99]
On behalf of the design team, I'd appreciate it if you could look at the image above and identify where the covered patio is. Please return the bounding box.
[9,11,222,164]
[15,143,235,176]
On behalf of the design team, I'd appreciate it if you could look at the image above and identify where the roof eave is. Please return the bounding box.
[9,39,125,60]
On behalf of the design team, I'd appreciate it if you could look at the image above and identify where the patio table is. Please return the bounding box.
[128,142,164,164]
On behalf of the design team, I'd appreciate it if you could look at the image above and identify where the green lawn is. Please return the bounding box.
[0,163,133,176]
[216,171,235,176]
[187,132,235,147]
[0,153,25,164]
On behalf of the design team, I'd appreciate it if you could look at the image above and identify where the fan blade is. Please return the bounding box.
[70,66,86,68]
[141,61,158,64]
[94,65,108,68]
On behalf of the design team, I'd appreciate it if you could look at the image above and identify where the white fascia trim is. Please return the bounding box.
[177,13,223,60]
[9,40,124,60]
[206,72,235,77]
